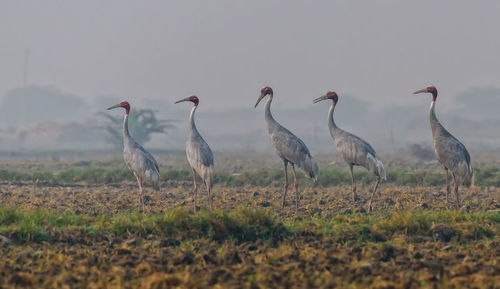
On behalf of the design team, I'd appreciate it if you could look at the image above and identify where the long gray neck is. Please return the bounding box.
[189,106,200,137]
[264,96,280,133]
[123,114,130,141]
[429,100,442,137]
[328,103,341,137]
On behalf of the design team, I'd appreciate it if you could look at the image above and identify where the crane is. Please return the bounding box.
[107,101,160,210]
[313,91,386,212]
[255,86,319,209]
[175,95,214,212]
[413,86,473,206]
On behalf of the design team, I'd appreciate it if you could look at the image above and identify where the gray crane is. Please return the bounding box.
[175,95,214,212]
[107,101,160,210]
[255,86,319,209]
[414,86,473,206]
[313,91,386,212]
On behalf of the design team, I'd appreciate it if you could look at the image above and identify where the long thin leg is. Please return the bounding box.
[367,176,381,213]
[282,160,289,209]
[451,172,460,206]
[349,165,358,202]
[135,175,144,211]
[291,163,299,210]
[444,167,450,203]
[192,169,198,212]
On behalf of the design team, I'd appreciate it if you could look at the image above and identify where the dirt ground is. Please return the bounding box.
[0,180,499,215]
[1,182,499,288]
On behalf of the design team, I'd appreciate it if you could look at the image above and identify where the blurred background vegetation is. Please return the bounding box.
[99,108,176,149]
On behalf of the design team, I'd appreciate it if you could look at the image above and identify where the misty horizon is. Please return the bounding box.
[1,1,499,152]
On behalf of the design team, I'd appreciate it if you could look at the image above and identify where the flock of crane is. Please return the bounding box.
[107,85,473,213]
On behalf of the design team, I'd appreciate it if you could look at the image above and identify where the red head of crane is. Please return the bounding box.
[108,101,131,114]
[255,86,273,107]
[313,91,338,105]
[176,95,199,106]
[414,86,438,101]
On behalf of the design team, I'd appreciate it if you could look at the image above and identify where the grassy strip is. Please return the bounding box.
[0,206,498,244]
[0,207,289,244]
[305,210,499,243]
[1,167,500,187]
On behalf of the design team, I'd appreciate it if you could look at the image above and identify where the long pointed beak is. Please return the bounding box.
[175,97,190,104]
[413,88,427,94]
[106,103,121,110]
[312,95,327,104]
[254,93,265,108]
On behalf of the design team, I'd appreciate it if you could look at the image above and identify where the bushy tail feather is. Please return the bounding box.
[147,169,160,191]
[200,165,213,191]
[463,176,472,187]
[297,155,319,182]
[377,159,387,181]
[367,153,386,181]
[310,161,319,182]
[206,165,213,191]
[152,180,160,191]
[463,164,473,187]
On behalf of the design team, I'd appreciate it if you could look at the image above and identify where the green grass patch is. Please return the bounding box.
[0,206,289,244]
[0,207,87,242]
[1,206,498,245]
[302,210,499,243]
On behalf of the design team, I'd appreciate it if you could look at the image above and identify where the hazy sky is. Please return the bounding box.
[1,1,499,111]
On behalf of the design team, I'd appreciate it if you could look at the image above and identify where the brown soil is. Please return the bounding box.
[1,181,498,215]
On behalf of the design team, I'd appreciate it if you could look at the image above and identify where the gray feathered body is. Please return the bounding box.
[430,101,473,186]
[264,97,318,180]
[122,114,160,190]
[328,105,386,180]
[186,106,214,190]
